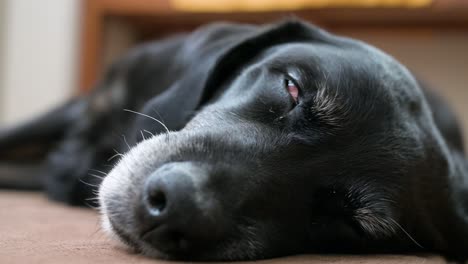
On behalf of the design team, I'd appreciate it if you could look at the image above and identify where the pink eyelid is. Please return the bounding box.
[287,82,299,103]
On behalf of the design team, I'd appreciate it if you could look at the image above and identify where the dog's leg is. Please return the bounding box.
[0,98,86,189]
[0,162,43,189]
[0,98,86,158]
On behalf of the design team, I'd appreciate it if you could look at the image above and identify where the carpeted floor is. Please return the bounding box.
[0,191,447,264]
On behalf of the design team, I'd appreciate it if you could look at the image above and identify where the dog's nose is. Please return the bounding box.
[140,162,224,253]
[143,167,190,218]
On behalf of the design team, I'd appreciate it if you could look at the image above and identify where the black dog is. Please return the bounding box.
[1,20,467,261]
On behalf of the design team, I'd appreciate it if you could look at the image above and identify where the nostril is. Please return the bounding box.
[146,189,167,216]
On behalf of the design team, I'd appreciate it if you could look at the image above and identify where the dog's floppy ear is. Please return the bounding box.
[131,20,329,141]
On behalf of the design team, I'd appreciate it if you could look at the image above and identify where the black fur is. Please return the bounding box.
[1,20,467,261]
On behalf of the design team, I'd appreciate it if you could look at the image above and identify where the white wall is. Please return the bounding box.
[0,1,6,114]
[0,0,80,125]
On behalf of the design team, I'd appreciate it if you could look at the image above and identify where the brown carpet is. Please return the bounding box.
[0,191,447,264]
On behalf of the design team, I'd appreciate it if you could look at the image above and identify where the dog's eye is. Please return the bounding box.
[285,79,299,104]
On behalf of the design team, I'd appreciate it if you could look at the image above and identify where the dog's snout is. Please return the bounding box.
[139,162,225,253]
[143,167,191,218]
[142,163,196,222]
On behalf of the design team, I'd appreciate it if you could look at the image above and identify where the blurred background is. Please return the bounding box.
[0,0,467,145]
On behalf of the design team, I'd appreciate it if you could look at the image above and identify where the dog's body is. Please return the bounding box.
[1,20,468,261]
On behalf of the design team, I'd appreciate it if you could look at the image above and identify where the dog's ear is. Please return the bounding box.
[131,20,329,142]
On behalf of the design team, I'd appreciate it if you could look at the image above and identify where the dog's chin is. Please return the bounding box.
[101,215,264,261]
[109,234,263,261]
[101,216,170,259]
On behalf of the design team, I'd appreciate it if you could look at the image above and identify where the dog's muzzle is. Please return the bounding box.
[136,162,226,254]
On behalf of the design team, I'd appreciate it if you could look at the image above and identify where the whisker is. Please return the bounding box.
[89,219,103,238]
[84,201,99,210]
[151,108,165,123]
[89,169,107,175]
[143,129,155,137]
[113,148,124,155]
[79,179,100,188]
[88,173,104,180]
[121,135,132,150]
[124,109,170,133]
[108,152,124,162]
[388,218,424,249]
[140,130,146,141]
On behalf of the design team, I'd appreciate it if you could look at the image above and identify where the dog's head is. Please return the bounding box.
[99,21,456,260]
